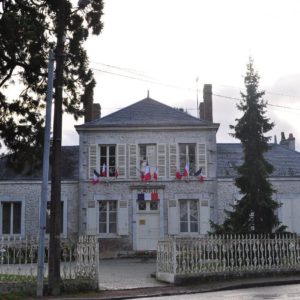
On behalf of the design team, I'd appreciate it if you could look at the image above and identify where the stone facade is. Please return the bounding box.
[1,95,300,258]
[76,124,218,255]
[0,180,79,237]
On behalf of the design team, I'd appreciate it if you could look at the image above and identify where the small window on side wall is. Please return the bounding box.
[1,202,21,235]
[46,201,64,234]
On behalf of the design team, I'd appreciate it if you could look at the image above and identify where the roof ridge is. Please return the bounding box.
[76,97,218,129]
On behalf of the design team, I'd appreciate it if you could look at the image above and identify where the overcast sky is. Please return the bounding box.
[63,0,300,151]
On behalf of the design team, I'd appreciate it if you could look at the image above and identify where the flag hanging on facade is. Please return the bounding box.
[194,167,206,182]
[144,161,151,181]
[153,167,158,180]
[92,169,100,184]
[176,168,182,180]
[151,192,159,201]
[115,167,119,178]
[101,163,106,177]
[136,167,144,181]
[183,161,189,177]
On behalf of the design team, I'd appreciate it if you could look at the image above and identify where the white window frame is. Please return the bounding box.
[98,200,118,235]
[139,144,157,173]
[0,196,25,236]
[179,199,199,234]
[99,145,117,178]
[179,143,196,176]
[45,200,67,236]
[40,196,68,237]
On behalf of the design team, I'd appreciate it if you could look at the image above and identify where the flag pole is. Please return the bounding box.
[196,77,199,117]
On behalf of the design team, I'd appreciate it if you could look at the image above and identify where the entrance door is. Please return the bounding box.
[136,200,160,251]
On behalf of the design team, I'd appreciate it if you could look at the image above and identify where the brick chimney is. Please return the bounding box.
[199,84,213,122]
[83,80,101,122]
[280,132,295,151]
[92,103,101,120]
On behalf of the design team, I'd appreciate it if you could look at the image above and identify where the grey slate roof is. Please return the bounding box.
[217,143,300,178]
[0,146,79,181]
[76,97,218,129]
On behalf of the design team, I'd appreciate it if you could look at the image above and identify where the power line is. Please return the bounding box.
[213,93,300,111]
[216,83,300,100]
[90,61,153,79]
[91,65,300,112]
[91,67,194,92]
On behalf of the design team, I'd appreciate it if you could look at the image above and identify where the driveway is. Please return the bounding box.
[98,258,167,290]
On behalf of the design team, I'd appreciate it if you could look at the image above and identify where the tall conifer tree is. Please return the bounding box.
[213,58,284,234]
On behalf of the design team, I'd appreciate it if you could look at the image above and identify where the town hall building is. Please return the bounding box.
[1,84,300,257]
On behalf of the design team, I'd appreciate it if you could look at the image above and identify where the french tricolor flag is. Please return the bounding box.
[183,161,189,177]
[153,167,158,180]
[176,168,182,180]
[115,167,119,178]
[144,161,151,181]
[101,163,106,177]
[92,169,100,184]
[194,168,206,182]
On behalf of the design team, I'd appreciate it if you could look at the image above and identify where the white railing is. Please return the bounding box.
[0,235,99,286]
[156,234,300,283]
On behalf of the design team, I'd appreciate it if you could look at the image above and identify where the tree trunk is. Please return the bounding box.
[48,1,66,296]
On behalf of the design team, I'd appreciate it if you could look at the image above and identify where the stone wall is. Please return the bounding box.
[216,178,300,232]
[0,181,79,236]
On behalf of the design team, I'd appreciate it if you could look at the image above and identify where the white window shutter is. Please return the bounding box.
[88,144,98,179]
[117,144,126,178]
[117,201,129,235]
[197,143,207,176]
[168,201,179,235]
[129,144,137,178]
[86,207,98,235]
[157,144,166,178]
[169,144,177,178]
[200,205,210,234]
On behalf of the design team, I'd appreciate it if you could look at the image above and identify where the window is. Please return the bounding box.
[100,145,116,177]
[179,144,196,175]
[46,202,64,234]
[99,201,117,234]
[179,200,198,233]
[139,144,156,172]
[1,202,21,234]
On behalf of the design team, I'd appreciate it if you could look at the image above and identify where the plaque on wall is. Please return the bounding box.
[169,200,177,207]
[88,201,95,208]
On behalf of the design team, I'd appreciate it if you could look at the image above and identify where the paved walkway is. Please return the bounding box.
[98,258,167,290]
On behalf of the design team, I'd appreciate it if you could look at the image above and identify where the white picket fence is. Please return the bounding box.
[156,234,300,283]
[0,235,99,286]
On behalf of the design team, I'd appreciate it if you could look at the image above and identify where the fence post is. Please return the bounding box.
[173,237,177,277]
[95,237,100,290]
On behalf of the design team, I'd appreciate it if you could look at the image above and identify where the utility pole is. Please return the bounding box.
[196,77,199,118]
[48,0,66,295]
[36,51,54,297]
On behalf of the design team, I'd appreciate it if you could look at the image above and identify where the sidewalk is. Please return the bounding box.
[98,258,166,290]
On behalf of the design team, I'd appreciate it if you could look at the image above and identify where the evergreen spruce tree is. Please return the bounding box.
[213,58,284,234]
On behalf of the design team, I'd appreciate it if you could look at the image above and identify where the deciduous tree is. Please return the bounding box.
[0,0,104,295]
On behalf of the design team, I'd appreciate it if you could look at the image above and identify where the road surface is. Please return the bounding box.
[136,283,300,300]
